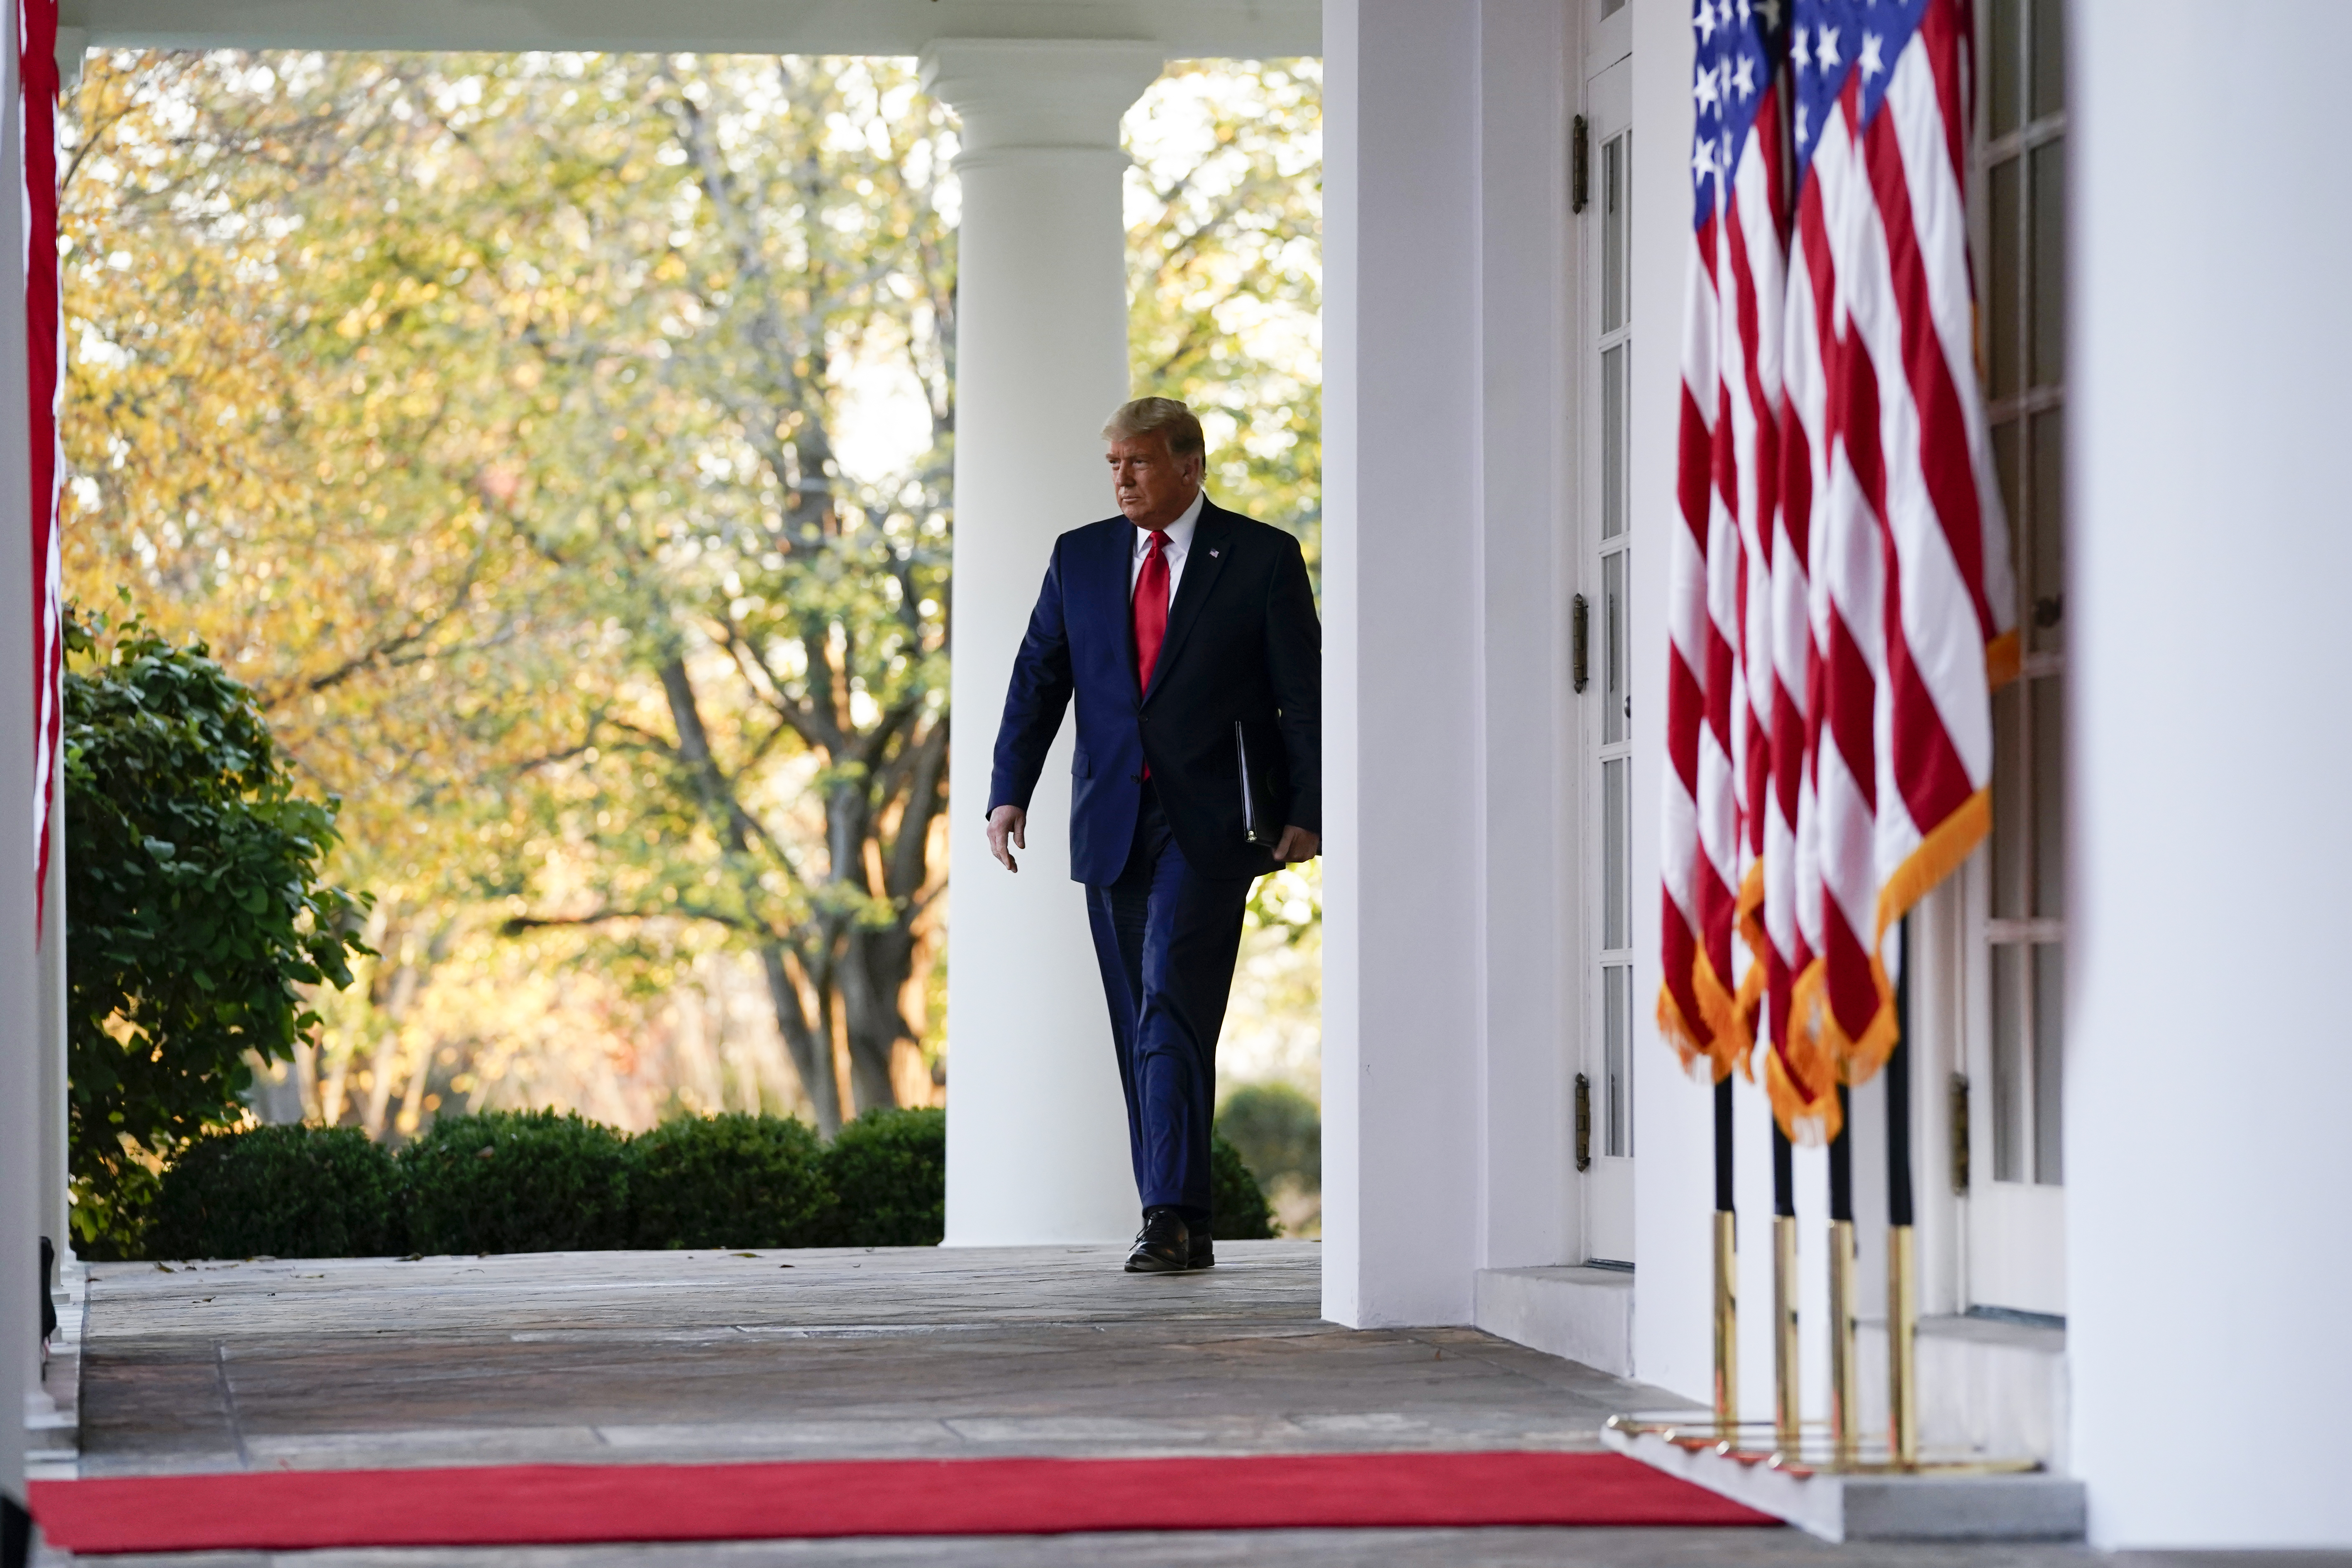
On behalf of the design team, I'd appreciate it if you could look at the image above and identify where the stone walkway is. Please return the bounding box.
[42,1243,2254,1566]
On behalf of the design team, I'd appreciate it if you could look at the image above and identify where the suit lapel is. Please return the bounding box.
[1143,500,1234,704]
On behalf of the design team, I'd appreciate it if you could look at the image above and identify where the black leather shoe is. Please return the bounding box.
[1125,1208,1189,1272]
[1188,1230,1215,1270]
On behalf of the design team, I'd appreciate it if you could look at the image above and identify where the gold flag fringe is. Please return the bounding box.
[1765,1045,1843,1145]
[1657,945,1751,1086]
[1734,861,1769,1083]
[1780,786,1993,1099]
[1986,627,2022,691]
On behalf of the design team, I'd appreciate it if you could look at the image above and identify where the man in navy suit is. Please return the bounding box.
[987,397,1320,1272]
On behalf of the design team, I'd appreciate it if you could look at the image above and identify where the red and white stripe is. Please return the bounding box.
[1784,0,2018,1097]
[1660,192,1739,1077]
[1661,47,1789,1083]
[20,0,61,918]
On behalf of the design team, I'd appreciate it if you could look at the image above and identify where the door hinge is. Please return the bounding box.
[1571,593,1590,693]
[1574,1072,1593,1172]
[1949,1071,1971,1194]
[1571,114,1591,214]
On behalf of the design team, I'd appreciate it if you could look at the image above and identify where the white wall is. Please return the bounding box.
[2068,0,2352,1546]
[1320,0,1484,1327]
[1622,0,1714,1407]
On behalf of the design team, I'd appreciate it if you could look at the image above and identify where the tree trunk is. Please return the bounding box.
[657,653,848,1131]
[758,943,839,1136]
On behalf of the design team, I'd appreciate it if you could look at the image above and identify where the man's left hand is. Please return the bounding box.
[1273,826,1320,864]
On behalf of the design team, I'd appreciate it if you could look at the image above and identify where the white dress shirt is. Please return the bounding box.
[1129,487,1206,608]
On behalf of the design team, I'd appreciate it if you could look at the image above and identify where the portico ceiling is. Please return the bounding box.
[55,0,1320,59]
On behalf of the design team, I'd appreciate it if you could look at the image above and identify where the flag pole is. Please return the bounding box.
[1771,1120,1800,1451]
[1887,919,1920,1466]
[1826,1083,1859,1464]
[1712,1074,1737,1439]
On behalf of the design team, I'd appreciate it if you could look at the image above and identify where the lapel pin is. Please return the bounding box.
[1209,548,1220,558]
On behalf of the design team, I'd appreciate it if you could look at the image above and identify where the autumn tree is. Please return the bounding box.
[61,50,1321,1137]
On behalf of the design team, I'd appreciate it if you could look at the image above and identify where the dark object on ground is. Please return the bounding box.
[1215,1082,1320,1194]
[1189,1231,1215,1269]
[1126,1207,1190,1272]
[401,1109,630,1255]
[820,1106,945,1246]
[629,1113,832,1249]
[147,1124,405,1260]
[1209,1132,1277,1240]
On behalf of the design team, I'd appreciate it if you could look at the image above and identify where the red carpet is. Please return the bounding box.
[34,1451,1773,1553]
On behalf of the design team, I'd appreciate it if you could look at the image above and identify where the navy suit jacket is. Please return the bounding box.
[987,498,1321,885]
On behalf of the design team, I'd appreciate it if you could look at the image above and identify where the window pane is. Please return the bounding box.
[2028,406,2065,652]
[1992,418,2022,596]
[2030,141,2066,390]
[1991,681,2026,918]
[2032,942,2065,1184]
[1604,757,1629,950]
[1605,962,1632,1156]
[1602,549,1628,742]
[2032,676,2065,921]
[1989,0,2022,136]
[1988,157,2022,401]
[1602,135,1626,334]
[1602,344,1627,540]
[1991,943,2027,1182]
[2029,0,2066,120]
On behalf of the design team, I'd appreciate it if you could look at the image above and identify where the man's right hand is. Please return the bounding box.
[987,805,1027,873]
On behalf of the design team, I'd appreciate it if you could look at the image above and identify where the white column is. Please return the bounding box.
[1320,0,1484,1326]
[924,39,1165,1246]
[0,0,38,1511]
[2068,1,2352,1548]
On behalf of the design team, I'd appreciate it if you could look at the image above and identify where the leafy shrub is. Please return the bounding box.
[146,1124,405,1260]
[400,1109,629,1254]
[1209,1133,1277,1240]
[628,1113,832,1248]
[820,1106,945,1246]
[1215,1082,1320,1194]
[64,609,371,1258]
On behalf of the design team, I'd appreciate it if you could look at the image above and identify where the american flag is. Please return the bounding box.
[1660,0,1789,1085]
[21,0,62,919]
[1665,0,2017,1135]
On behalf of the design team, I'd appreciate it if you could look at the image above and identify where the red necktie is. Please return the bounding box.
[1133,529,1170,693]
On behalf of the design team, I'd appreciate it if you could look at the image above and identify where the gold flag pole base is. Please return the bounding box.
[1889,1223,1919,1468]
[1772,1213,1800,1451]
[1827,1217,1860,1465]
[1712,1209,1739,1441]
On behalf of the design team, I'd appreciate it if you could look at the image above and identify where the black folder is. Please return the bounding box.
[1236,722,1282,848]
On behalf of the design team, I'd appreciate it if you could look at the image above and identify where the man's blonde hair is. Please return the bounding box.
[1102,396,1206,460]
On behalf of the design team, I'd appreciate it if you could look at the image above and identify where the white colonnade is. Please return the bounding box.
[923,40,1166,1245]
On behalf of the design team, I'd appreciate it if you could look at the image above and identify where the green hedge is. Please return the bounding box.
[148,1124,405,1260]
[629,1112,831,1249]
[403,1109,633,1254]
[817,1107,945,1246]
[138,1107,1281,1258]
[1209,1133,1277,1240]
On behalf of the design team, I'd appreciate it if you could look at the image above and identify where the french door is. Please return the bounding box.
[1960,0,2068,1321]
[1580,46,1635,1266]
